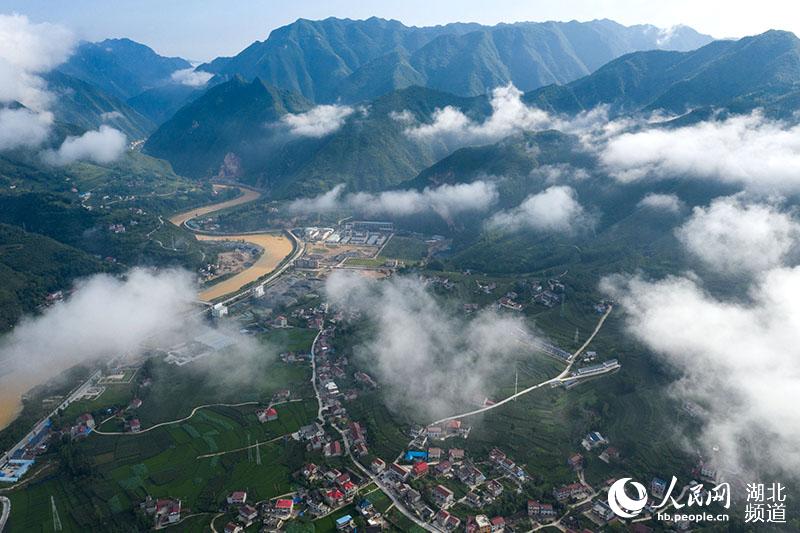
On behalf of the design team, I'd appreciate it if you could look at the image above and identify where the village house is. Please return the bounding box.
[466,491,482,507]
[599,447,621,463]
[273,499,294,519]
[223,522,243,533]
[490,516,506,532]
[238,504,258,525]
[435,460,452,475]
[411,461,429,479]
[432,484,454,506]
[581,431,608,450]
[485,479,503,497]
[154,499,181,527]
[335,514,354,530]
[554,483,588,501]
[528,500,556,520]
[458,464,486,486]
[371,458,386,474]
[428,447,443,461]
[302,463,319,480]
[448,448,465,462]
[389,463,410,482]
[129,419,141,433]
[324,488,346,506]
[227,491,247,505]
[435,510,462,530]
[568,453,584,470]
[257,407,278,423]
[467,514,492,533]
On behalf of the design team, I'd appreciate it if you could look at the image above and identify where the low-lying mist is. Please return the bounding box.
[325,271,536,421]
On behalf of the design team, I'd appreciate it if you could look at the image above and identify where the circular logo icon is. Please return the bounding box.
[608,477,648,518]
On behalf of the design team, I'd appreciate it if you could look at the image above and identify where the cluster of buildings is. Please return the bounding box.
[140,496,182,529]
[423,419,471,442]
[532,278,566,308]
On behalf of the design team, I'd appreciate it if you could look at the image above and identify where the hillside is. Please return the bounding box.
[199,17,712,103]
[58,38,192,101]
[45,70,155,139]
[143,76,312,179]
[0,223,106,330]
[524,29,800,116]
[145,83,489,195]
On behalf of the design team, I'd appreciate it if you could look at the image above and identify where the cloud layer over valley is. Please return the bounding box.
[288,181,499,221]
[325,271,536,419]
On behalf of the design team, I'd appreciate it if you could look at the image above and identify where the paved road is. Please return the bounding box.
[430,306,613,426]
[310,329,325,424]
[93,401,259,436]
[0,496,9,532]
[331,422,441,532]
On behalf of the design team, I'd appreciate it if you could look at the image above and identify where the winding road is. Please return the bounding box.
[93,402,259,436]
[0,496,9,533]
[430,305,613,426]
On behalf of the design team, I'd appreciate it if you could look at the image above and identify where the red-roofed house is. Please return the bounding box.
[411,461,429,478]
[257,407,278,423]
[490,516,505,532]
[224,522,242,533]
[341,481,357,496]
[155,499,181,526]
[274,498,294,518]
[227,491,247,505]
[325,488,345,506]
[129,419,141,433]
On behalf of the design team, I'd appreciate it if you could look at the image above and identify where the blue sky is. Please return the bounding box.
[2,0,798,60]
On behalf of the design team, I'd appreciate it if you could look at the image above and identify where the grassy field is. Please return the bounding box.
[8,400,318,531]
[6,327,321,532]
[380,236,428,261]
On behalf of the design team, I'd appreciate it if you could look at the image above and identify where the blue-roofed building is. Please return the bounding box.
[335,514,353,529]
[404,450,428,462]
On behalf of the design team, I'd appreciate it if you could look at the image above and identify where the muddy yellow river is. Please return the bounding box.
[196,233,293,301]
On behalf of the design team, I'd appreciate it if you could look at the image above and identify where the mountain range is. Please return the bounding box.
[143,29,800,197]
[199,17,712,103]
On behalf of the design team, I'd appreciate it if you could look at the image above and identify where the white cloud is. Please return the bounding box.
[487,185,589,233]
[170,67,213,87]
[675,196,800,275]
[282,104,356,137]
[637,192,683,213]
[405,84,552,146]
[0,107,53,150]
[0,268,261,407]
[0,14,74,110]
[600,112,800,192]
[602,267,800,479]
[43,125,127,165]
[100,110,123,121]
[288,180,498,221]
[325,272,537,419]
